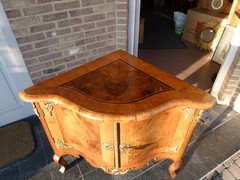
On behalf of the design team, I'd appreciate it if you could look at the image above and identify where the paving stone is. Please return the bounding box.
[49,155,82,180]
[228,163,240,179]
[76,158,95,176]
[220,169,236,180]
[197,115,240,165]
[83,168,113,180]
[200,108,219,126]
[193,122,212,139]
[224,158,234,168]
[231,152,240,161]
[175,148,217,180]
[134,159,171,180]
[235,158,240,167]
[209,106,239,129]
[27,166,51,180]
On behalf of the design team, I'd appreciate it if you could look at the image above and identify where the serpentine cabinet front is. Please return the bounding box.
[33,100,200,178]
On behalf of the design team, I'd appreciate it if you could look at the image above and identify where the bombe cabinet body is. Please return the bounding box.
[20,50,215,178]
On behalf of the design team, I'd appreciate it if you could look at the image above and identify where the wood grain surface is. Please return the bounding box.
[20,50,215,178]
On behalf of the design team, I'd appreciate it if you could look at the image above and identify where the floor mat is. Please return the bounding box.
[0,121,35,168]
[139,19,186,49]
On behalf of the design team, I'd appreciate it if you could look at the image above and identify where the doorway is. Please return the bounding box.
[135,0,221,92]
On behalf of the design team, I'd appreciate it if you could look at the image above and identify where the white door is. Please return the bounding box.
[0,2,34,127]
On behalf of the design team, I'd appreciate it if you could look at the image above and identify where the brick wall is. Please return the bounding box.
[218,47,240,108]
[1,0,128,84]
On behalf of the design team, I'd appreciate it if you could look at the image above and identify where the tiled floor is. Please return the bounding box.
[204,150,240,180]
[0,104,239,180]
[138,40,220,92]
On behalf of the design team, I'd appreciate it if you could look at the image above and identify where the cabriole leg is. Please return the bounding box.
[53,154,68,173]
[168,160,183,179]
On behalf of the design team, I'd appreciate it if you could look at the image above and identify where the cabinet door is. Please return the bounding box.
[119,106,195,169]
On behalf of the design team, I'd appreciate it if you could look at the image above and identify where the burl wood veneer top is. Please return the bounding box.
[20,50,215,122]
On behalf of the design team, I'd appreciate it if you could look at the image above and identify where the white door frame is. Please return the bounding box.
[128,0,141,56]
[211,22,240,105]
[0,2,34,126]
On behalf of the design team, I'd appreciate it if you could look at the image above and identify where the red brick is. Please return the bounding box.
[76,51,91,59]
[117,3,127,10]
[74,37,95,46]
[58,17,82,27]
[117,25,127,31]
[49,42,74,52]
[42,12,67,22]
[22,48,49,59]
[2,0,35,9]
[66,59,88,68]
[37,0,59,3]
[53,56,76,65]
[117,11,127,18]
[25,58,38,66]
[82,0,105,7]
[23,4,53,16]
[87,41,106,50]
[84,13,105,23]
[10,16,41,28]
[69,8,93,17]
[98,45,115,54]
[96,32,115,41]
[94,4,115,13]
[19,44,33,52]
[30,23,55,33]
[42,64,66,75]
[85,27,106,37]
[108,25,116,32]
[35,38,59,48]
[17,33,45,44]
[6,10,21,18]
[72,23,95,32]
[117,18,127,24]
[12,28,28,38]
[96,19,115,27]
[39,52,62,62]
[59,32,84,43]
[46,28,71,37]
[27,61,53,73]
[54,1,80,11]
[30,71,42,78]
[107,12,115,18]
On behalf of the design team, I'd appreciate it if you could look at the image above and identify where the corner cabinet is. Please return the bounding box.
[20,50,215,178]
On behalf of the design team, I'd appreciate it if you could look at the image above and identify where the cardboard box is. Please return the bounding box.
[139,18,145,44]
[182,8,228,47]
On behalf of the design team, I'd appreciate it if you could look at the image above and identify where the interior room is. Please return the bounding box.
[137,0,234,92]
